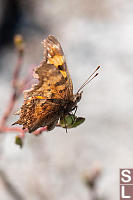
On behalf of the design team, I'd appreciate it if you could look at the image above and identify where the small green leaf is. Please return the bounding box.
[65,115,74,125]
[15,136,23,148]
[59,114,85,129]
[71,117,85,128]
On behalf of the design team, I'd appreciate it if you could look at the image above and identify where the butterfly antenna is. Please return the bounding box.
[77,66,100,93]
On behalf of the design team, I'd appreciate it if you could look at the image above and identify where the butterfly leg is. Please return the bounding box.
[63,116,68,133]
[70,106,78,125]
[73,106,77,116]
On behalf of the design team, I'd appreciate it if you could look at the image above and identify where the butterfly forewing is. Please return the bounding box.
[13,35,74,132]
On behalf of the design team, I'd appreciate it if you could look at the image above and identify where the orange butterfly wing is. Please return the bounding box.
[13,35,73,132]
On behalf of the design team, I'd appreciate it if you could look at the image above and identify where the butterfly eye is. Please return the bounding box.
[58,65,64,70]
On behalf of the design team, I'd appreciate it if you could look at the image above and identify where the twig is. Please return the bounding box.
[32,127,47,135]
[0,34,47,146]
[0,35,24,128]
[0,126,26,134]
[0,92,17,126]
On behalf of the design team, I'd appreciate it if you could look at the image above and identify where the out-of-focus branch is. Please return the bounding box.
[0,35,24,127]
[0,169,24,200]
[33,127,47,135]
[0,93,17,127]
[12,36,24,90]
[0,34,47,147]
[0,35,24,128]
[82,163,102,200]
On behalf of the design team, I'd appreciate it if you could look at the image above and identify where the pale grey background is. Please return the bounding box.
[0,0,133,199]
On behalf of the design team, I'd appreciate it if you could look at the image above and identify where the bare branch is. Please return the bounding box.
[0,169,24,200]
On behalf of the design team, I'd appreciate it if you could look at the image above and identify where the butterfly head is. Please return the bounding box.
[74,91,83,104]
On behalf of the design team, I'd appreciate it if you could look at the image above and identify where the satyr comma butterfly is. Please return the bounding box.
[13,35,100,132]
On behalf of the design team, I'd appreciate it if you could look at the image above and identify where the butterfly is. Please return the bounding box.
[13,35,100,132]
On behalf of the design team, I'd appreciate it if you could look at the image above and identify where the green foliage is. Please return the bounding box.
[15,136,23,148]
[59,114,85,128]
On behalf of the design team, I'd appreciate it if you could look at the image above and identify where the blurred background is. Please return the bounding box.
[0,0,133,199]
